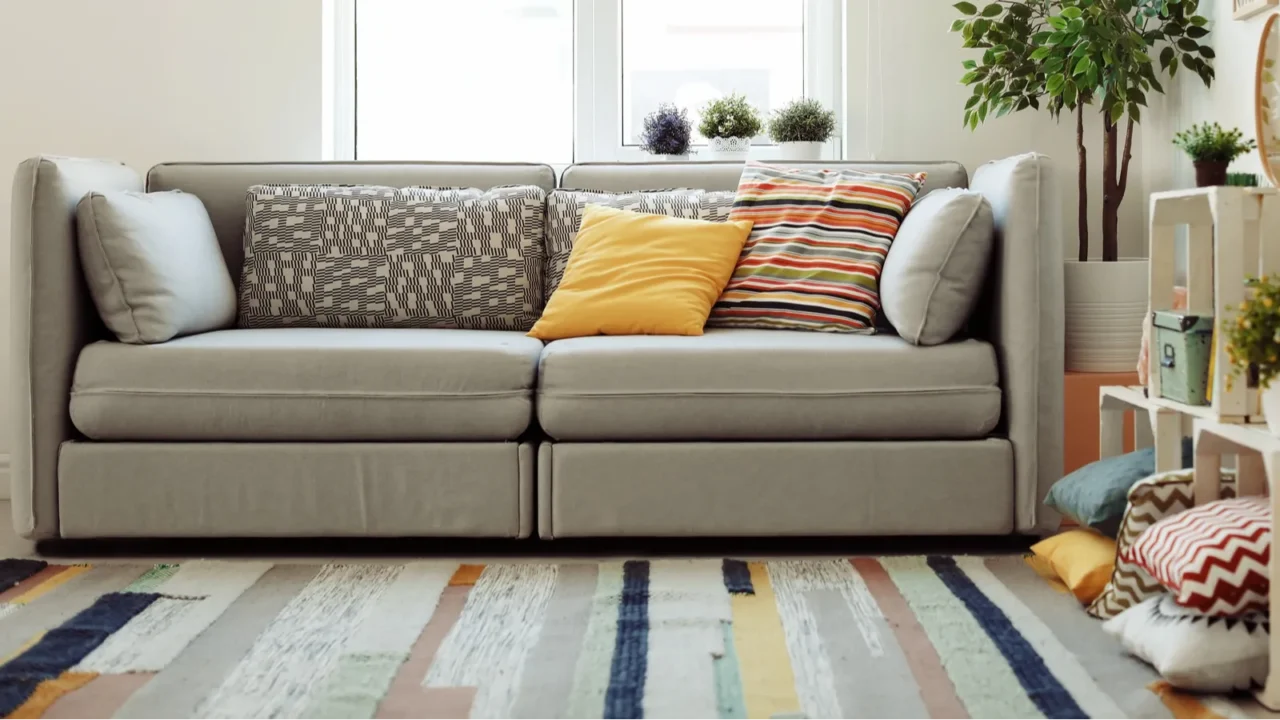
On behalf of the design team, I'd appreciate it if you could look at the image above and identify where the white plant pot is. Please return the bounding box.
[1264,384,1280,436]
[1064,258,1149,373]
[708,136,751,160]
[777,141,825,161]
[657,154,690,162]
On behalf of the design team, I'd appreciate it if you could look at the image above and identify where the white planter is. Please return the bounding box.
[777,141,825,161]
[645,153,689,162]
[1264,384,1280,436]
[1064,258,1149,373]
[708,136,751,160]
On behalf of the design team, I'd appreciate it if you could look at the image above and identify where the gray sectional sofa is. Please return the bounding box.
[10,155,1063,540]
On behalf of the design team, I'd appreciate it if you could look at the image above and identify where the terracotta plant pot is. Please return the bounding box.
[1194,160,1229,187]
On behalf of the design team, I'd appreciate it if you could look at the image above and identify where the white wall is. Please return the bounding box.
[847,0,1147,261]
[1140,0,1264,199]
[0,0,324,493]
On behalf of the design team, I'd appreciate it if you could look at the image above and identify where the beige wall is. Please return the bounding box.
[0,0,324,491]
[847,0,1147,261]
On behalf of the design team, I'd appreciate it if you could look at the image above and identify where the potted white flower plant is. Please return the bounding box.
[768,99,835,160]
[699,93,762,160]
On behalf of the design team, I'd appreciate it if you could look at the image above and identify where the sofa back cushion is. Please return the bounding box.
[544,189,736,297]
[147,162,555,283]
[560,161,967,193]
[239,184,547,330]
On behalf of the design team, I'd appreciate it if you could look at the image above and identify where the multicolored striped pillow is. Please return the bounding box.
[709,163,926,332]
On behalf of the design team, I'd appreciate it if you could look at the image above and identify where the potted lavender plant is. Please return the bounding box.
[640,104,693,160]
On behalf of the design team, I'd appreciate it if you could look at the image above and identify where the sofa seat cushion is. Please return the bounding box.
[71,328,541,441]
[537,329,1002,441]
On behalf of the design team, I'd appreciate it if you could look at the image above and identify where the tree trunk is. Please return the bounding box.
[1101,116,1120,262]
[1077,103,1089,262]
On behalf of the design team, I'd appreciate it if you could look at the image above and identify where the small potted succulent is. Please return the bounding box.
[699,92,762,160]
[640,103,693,160]
[1173,123,1257,187]
[768,98,836,160]
[1224,275,1280,434]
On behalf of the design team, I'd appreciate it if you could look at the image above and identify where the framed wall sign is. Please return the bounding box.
[1237,0,1280,21]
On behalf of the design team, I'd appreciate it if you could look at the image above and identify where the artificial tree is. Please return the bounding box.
[952,0,1215,261]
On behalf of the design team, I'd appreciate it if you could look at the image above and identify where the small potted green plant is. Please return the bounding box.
[640,104,693,160]
[699,92,762,160]
[1224,275,1280,434]
[768,98,836,160]
[1173,122,1257,187]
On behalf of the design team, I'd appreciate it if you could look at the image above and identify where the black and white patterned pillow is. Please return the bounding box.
[544,189,737,297]
[238,184,546,331]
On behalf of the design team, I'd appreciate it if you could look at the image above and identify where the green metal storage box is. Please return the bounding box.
[1153,311,1214,406]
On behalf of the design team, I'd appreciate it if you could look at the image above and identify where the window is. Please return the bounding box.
[352,0,574,163]
[333,0,842,163]
[620,0,804,146]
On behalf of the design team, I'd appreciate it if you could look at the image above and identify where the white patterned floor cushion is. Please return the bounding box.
[239,184,546,330]
[1124,495,1269,616]
[1104,593,1269,692]
[1088,469,1236,619]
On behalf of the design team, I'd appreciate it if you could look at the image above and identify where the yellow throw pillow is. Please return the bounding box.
[528,205,753,341]
[1030,529,1117,604]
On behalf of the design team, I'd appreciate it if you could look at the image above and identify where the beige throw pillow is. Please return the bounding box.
[880,188,995,345]
[76,190,235,344]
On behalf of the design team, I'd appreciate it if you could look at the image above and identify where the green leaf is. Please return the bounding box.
[950,19,967,32]
[1187,25,1209,38]
[1047,15,1068,30]
[1045,56,1066,73]
[1073,56,1092,76]
[1128,87,1147,104]
[1190,15,1209,26]
[1177,38,1199,52]
[1030,46,1053,60]
[1063,83,1078,106]
[954,1,978,15]
[1200,46,1216,59]
[965,94,981,109]
[1061,6,1083,19]
[1068,18,1086,33]
[1170,56,1179,77]
[981,2,1002,16]
[962,59,977,69]
[1047,73,1066,94]
[961,70,981,84]
[1110,102,1125,124]
[1160,46,1175,70]
[1032,31,1053,44]
[1049,31,1067,44]
[1129,102,1142,122]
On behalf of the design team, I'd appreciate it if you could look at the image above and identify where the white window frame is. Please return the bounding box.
[328,0,843,163]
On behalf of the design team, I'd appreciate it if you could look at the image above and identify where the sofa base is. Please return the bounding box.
[57,441,534,538]
[538,441,1015,538]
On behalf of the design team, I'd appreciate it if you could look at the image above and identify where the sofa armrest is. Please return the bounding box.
[969,153,1065,534]
[10,156,142,539]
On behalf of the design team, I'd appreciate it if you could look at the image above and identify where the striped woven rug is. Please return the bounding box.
[0,556,1257,718]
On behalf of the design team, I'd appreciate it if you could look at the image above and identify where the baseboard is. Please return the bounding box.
[0,454,10,500]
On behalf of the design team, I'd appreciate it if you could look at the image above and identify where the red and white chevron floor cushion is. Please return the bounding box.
[1124,496,1270,615]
